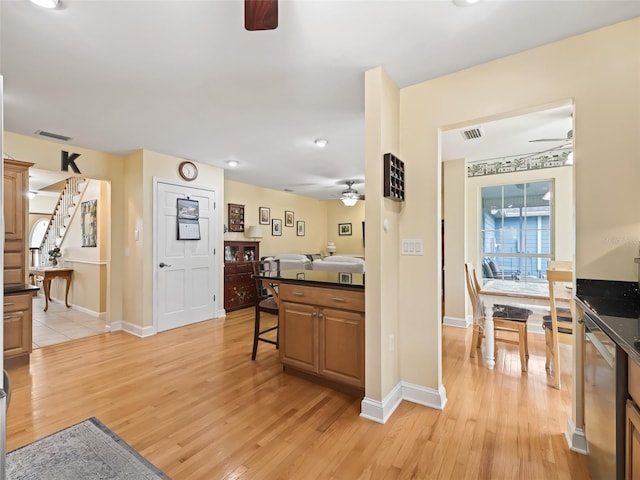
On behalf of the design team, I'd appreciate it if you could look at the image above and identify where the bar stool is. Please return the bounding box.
[251,259,280,360]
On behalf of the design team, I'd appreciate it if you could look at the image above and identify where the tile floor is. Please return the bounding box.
[31,292,109,349]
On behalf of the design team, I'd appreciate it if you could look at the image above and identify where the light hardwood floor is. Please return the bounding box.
[5,308,591,479]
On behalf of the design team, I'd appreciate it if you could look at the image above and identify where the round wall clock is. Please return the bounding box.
[178,161,198,181]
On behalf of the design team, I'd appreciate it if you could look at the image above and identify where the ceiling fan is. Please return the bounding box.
[529,129,573,143]
[337,181,365,207]
[245,0,278,31]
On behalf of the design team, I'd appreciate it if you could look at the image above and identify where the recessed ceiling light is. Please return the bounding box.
[226,160,238,168]
[29,0,61,8]
[452,0,482,6]
[314,138,328,148]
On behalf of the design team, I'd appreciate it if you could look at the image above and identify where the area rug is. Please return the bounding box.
[7,417,170,479]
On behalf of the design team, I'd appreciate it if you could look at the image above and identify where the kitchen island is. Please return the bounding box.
[576,279,640,480]
[254,269,365,397]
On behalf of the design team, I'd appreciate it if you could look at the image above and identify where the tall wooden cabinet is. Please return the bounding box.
[4,159,35,363]
[223,241,259,311]
[4,160,32,286]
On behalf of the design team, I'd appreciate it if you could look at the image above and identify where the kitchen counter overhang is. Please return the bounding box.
[253,269,364,290]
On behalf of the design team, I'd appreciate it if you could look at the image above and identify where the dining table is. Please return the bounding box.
[478,276,573,370]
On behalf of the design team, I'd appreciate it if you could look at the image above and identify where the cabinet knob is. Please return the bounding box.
[311,312,317,317]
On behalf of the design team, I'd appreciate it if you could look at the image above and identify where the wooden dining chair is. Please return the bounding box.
[465,262,532,372]
[543,266,574,389]
[251,259,280,360]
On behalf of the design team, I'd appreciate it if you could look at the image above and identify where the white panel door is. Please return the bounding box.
[155,181,217,332]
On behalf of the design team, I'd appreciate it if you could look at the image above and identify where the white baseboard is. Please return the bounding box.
[361,383,403,424]
[45,296,105,319]
[217,308,226,318]
[360,381,448,424]
[443,316,469,328]
[565,418,588,454]
[118,321,156,338]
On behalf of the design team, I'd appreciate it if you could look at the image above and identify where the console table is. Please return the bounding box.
[29,267,73,312]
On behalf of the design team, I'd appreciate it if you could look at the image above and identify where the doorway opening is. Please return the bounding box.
[28,169,111,349]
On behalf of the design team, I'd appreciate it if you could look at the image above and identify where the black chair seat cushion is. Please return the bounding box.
[482,261,494,279]
[259,296,278,311]
[487,259,500,278]
[492,304,533,321]
[542,314,573,335]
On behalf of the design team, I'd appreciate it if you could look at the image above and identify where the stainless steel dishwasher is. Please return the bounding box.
[583,308,625,480]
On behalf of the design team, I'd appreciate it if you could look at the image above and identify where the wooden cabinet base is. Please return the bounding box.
[278,282,365,397]
[283,365,364,398]
[4,354,30,368]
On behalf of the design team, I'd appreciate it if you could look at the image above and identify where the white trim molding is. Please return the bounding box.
[565,418,588,455]
[443,315,470,328]
[360,381,448,424]
[118,321,156,338]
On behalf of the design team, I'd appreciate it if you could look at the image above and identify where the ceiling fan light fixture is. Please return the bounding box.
[341,196,358,207]
[314,138,328,148]
[29,0,61,8]
[340,180,360,207]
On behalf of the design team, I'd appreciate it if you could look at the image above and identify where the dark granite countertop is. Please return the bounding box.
[253,269,364,290]
[4,284,40,295]
[576,279,640,364]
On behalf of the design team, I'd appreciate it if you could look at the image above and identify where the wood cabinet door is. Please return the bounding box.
[280,301,318,373]
[319,308,364,388]
[627,400,640,480]
[3,161,28,241]
[4,293,32,358]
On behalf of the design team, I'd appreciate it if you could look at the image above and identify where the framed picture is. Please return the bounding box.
[285,210,294,227]
[339,272,352,284]
[272,218,282,236]
[259,207,270,225]
[296,220,305,236]
[296,272,305,280]
[339,223,352,236]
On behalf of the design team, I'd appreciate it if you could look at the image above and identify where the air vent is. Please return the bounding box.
[34,130,72,141]
[460,127,483,141]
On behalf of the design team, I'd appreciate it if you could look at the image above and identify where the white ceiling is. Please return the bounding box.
[2,1,639,200]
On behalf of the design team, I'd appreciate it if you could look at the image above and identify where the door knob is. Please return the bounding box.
[159,262,172,268]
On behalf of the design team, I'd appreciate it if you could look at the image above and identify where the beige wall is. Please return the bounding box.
[367,18,640,402]
[4,131,125,324]
[443,159,466,322]
[223,179,365,258]
[123,151,144,327]
[140,149,226,327]
[50,179,110,313]
[364,67,402,401]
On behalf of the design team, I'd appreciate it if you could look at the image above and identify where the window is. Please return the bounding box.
[30,219,49,249]
[480,181,552,285]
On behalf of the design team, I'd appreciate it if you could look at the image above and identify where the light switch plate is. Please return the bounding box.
[401,239,424,255]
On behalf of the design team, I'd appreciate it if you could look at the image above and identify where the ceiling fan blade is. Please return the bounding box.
[245,0,278,31]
